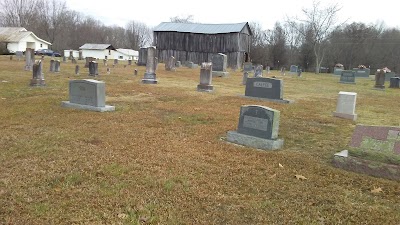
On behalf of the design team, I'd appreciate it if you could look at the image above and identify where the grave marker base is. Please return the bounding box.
[240,95,293,104]
[227,131,284,150]
[30,79,46,87]
[197,84,213,92]
[332,112,357,121]
[142,79,158,84]
[61,101,115,112]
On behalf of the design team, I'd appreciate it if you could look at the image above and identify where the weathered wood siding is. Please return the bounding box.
[154,31,250,68]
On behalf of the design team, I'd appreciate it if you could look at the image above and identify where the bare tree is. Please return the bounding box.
[287,1,343,73]
[125,20,152,49]
[170,15,194,23]
[0,0,40,27]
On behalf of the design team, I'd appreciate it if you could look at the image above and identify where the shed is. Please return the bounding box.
[79,43,116,59]
[0,27,51,53]
[153,22,252,69]
[113,48,139,61]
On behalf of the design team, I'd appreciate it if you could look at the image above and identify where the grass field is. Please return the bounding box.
[0,56,399,224]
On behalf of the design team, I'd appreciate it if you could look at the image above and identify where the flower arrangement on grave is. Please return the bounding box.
[335,63,344,68]
[358,65,366,69]
[382,67,391,73]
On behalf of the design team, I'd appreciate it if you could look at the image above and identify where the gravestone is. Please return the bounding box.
[333,67,344,76]
[289,65,298,74]
[24,48,35,71]
[61,79,115,112]
[88,61,98,76]
[254,65,263,77]
[389,77,400,88]
[332,91,357,121]
[49,59,55,72]
[197,62,213,92]
[9,55,13,60]
[128,59,132,65]
[84,57,95,68]
[374,69,385,89]
[114,59,118,65]
[142,46,158,84]
[69,50,73,60]
[16,51,23,61]
[352,68,370,78]
[176,61,182,67]
[266,66,270,74]
[75,65,80,75]
[243,62,253,73]
[137,47,147,66]
[103,59,107,66]
[134,69,138,76]
[107,68,111,74]
[30,60,45,86]
[187,62,198,69]
[227,105,284,150]
[280,67,286,76]
[212,53,229,77]
[333,125,400,181]
[340,70,356,84]
[385,72,397,81]
[78,50,83,60]
[165,56,176,71]
[242,72,249,85]
[54,60,60,73]
[63,56,67,62]
[71,58,77,64]
[244,77,291,103]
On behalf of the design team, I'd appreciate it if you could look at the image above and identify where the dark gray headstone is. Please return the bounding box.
[30,60,45,86]
[334,68,343,75]
[78,50,83,60]
[54,60,60,73]
[128,59,132,65]
[375,70,385,89]
[137,47,147,66]
[88,61,98,76]
[212,53,227,72]
[290,65,298,74]
[50,59,55,72]
[245,77,283,100]
[85,57,95,68]
[389,77,400,88]
[237,105,280,139]
[243,62,253,72]
[69,50,73,60]
[353,68,370,78]
[340,70,355,84]
[385,72,397,81]
[75,65,80,75]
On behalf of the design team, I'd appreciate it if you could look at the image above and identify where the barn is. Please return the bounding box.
[153,22,252,69]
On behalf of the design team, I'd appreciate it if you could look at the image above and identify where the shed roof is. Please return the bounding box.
[0,27,51,45]
[116,48,138,56]
[153,22,252,35]
[79,43,116,50]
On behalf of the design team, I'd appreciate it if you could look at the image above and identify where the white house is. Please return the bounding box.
[113,48,139,61]
[79,43,116,59]
[0,27,51,53]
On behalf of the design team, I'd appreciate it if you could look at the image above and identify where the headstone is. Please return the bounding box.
[78,50,83,60]
[50,59,55,72]
[242,72,249,85]
[334,67,344,75]
[289,65,298,74]
[211,53,229,77]
[137,47,147,66]
[85,57,95,68]
[339,70,356,84]
[244,77,291,103]
[374,69,385,89]
[332,91,357,121]
[72,58,77,64]
[107,68,110,74]
[103,59,107,66]
[128,60,132,65]
[254,65,263,77]
[30,60,45,86]
[187,62,198,69]
[88,61,98,76]
[142,46,158,84]
[280,67,286,76]
[333,125,400,181]
[24,48,35,71]
[243,62,253,72]
[266,66,270,74]
[61,79,115,112]
[75,65,80,75]
[134,69,138,76]
[197,62,213,92]
[63,56,67,62]
[114,59,118,65]
[385,72,397,81]
[165,56,176,71]
[352,68,370,78]
[176,61,182,67]
[16,51,23,61]
[69,50,73,60]
[9,55,13,60]
[226,105,284,150]
[389,77,400,88]
[54,60,61,73]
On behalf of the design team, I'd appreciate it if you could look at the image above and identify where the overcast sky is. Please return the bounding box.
[65,0,399,30]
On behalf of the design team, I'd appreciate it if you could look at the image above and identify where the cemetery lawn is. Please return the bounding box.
[1,56,399,224]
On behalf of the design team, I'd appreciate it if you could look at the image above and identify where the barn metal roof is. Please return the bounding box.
[153,22,252,35]
[79,43,116,50]
[0,27,51,45]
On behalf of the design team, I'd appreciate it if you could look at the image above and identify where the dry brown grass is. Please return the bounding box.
[0,56,399,224]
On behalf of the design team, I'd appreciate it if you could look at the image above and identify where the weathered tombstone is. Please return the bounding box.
[114,59,118,65]
[266,66,270,74]
[54,60,61,73]
[30,60,45,86]
[165,56,176,71]
[352,68,370,78]
[227,105,284,150]
[137,47,147,66]
[103,59,107,66]
[389,77,400,88]
[187,62,199,69]
[128,59,132,65]
[49,59,55,72]
[211,53,229,77]
[385,72,397,81]
[176,61,182,67]
[339,70,356,84]
[243,62,253,72]
[71,58,77,64]
[69,50,73,60]
[134,69,138,76]
[289,65,298,74]
[142,46,158,84]
[63,56,67,62]
[16,51,23,61]
[333,125,400,181]
[88,61,98,76]
[244,77,291,103]
[78,50,83,60]
[332,91,357,121]
[85,57,95,68]
[61,79,115,112]
[254,65,263,77]
[197,62,213,92]
[107,68,111,74]
[374,69,385,89]
[24,48,35,71]
[242,72,249,85]
[280,67,286,76]
[75,65,80,75]
[333,65,344,75]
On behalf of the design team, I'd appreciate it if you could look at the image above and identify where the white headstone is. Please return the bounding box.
[333,91,357,121]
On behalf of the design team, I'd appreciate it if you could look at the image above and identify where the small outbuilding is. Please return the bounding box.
[0,27,51,53]
[153,22,252,69]
[113,48,139,61]
[79,43,116,59]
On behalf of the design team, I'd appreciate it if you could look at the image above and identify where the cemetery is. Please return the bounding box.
[0,54,399,224]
